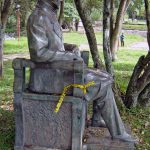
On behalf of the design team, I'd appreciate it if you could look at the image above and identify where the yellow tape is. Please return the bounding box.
[54,81,95,113]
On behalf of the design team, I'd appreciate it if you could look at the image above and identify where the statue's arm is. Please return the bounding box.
[27,22,82,62]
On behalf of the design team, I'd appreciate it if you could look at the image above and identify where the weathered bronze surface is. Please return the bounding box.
[13,0,136,150]
[27,0,136,142]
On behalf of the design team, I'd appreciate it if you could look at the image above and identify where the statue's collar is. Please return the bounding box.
[37,0,57,16]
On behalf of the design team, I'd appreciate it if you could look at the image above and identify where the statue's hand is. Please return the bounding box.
[65,52,83,62]
[73,49,81,57]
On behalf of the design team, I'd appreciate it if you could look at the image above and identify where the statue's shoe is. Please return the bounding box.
[113,132,138,143]
[91,119,106,128]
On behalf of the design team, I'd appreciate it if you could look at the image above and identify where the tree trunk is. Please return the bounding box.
[103,0,125,110]
[110,0,114,43]
[74,0,104,69]
[0,25,3,78]
[0,1,3,78]
[144,0,150,51]
[125,1,150,108]
[110,0,126,61]
[125,53,150,108]
[138,83,150,107]
[135,0,150,107]
[0,0,13,77]
[103,0,114,75]
[110,36,119,61]
[58,0,64,26]
[110,0,131,61]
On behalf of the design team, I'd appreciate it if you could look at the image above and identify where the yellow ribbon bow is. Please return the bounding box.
[54,81,95,113]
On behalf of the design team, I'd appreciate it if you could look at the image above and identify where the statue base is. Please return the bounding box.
[83,127,135,150]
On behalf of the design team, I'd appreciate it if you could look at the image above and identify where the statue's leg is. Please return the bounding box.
[96,84,137,142]
[85,69,136,142]
[92,101,106,127]
[97,85,124,136]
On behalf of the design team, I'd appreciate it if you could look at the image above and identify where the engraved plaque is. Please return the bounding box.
[23,99,72,150]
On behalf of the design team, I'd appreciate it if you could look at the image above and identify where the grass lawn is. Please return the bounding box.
[3,31,145,54]
[123,24,147,31]
[0,32,150,149]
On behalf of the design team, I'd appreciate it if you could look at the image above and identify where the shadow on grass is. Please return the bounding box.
[0,109,14,150]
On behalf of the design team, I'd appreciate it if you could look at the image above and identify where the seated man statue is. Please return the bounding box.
[27,0,136,142]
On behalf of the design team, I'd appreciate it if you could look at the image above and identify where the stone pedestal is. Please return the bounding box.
[13,58,86,150]
[14,93,86,150]
[83,127,135,150]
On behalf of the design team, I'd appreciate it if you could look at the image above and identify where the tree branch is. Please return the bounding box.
[1,0,13,26]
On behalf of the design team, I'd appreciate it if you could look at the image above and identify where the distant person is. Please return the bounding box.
[75,18,79,32]
[120,33,125,47]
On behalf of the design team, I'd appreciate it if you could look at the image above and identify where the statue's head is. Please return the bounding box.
[39,0,61,9]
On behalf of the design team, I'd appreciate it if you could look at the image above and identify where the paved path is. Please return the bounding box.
[79,42,149,51]
[131,42,149,50]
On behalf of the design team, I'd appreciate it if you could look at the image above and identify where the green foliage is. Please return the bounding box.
[127,0,145,19]
[122,107,150,149]
[0,109,14,150]
[84,0,103,14]
[5,15,17,33]
[84,0,103,21]
[64,2,79,21]
[5,0,36,33]
[90,9,101,21]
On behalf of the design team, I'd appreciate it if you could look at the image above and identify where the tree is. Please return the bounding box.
[0,0,13,78]
[124,53,150,108]
[82,0,103,22]
[74,0,104,69]
[103,0,114,75]
[103,0,125,110]
[124,0,150,108]
[60,1,79,31]
[127,0,140,20]
[58,0,64,25]
[127,0,145,20]
[110,0,131,61]
[144,0,150,50]
[14,0,36,31]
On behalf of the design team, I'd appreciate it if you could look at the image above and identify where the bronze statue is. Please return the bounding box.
[27,0,136,142]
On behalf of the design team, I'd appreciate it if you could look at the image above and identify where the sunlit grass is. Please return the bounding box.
[123,24,147,31]
[114,49,147,93]
[4,37,28,54]
[3,31,145,54]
